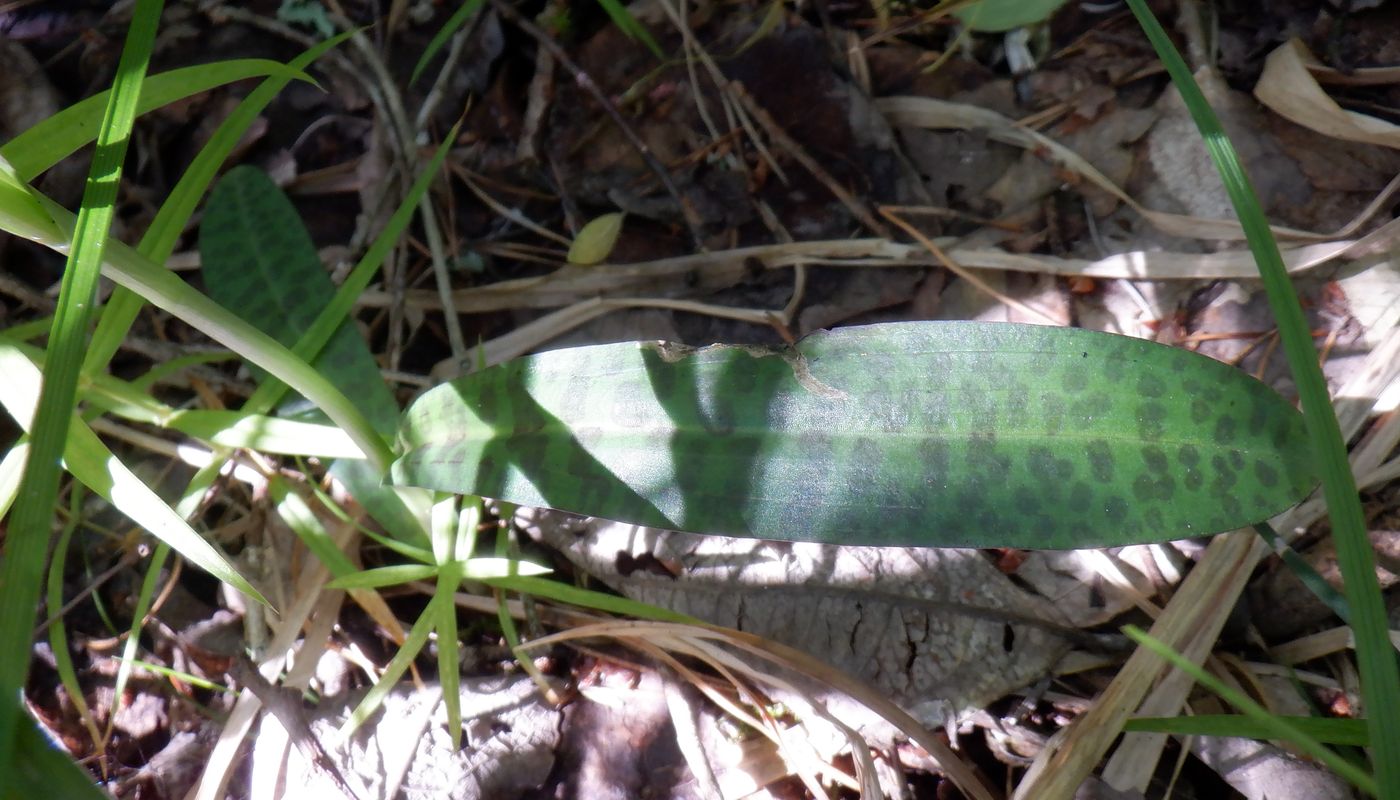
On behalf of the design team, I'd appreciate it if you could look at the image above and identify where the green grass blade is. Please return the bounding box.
[435,559,465,749]
[0,440,27,521]
[45,511,105,751]
[301,476,433,563]
[269,481,360,577]
[84,33,352,375]
[1255,522,1352,624]
[339,592,441,737]
[410,0,487,85]
[111,542,170,738]
[0,0,162,770]
[326,564,441,589]
[393,322,1316,548]
[1125,2,1400,793]
[0,60,309,183]
[116,658,232,693]
[1124,626,1376,795]
[484,575,700,624]
[163,410,364,458]
[1125,714,1369,747]
[0,345,265,603]
[9,193,392,470]
[0,155,64,243]
[594,0,665,58]
[461,557,550,579]
[241,122,460,417]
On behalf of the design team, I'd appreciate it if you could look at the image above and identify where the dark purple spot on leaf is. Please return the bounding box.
[1137,402,1167,441]
[1104,495,1129,522]
[1140,446,1169,473]
[1254,460,1280,488]
[1248,397,1271,435]
[1100,356,1126,383]
[1191,398,1212,425]
[1184,468,1204,492]
[1210,454,1238,497]
[1069,481,1093,513]
[1133,472,1175,502]
[1230,449,1245,470]
[1136,372,1166,398]
[1061,365,1090,394]
[1015,485,1039,514]
[1040,392,1066,435]
[1143,507,1166,532]
[1087,440,1115,482]
[1214,415,1238,444]
[919,439,951,481]
[1070,392,1113,421]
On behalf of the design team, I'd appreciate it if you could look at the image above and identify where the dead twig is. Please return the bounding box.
[880,206,1067,326]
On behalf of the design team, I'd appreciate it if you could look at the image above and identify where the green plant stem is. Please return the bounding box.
[0,0,162,771]
[1124,626,1377,795]
[1125,2,1400,795]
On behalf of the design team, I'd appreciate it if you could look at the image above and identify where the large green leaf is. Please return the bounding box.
[199,166,399,431]
[199,165,426,546]
[391,322,1318,549]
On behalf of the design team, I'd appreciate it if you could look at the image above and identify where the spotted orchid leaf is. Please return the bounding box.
[390,322,1317,549]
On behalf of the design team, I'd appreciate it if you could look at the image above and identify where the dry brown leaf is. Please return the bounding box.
[1255,39,1400,150]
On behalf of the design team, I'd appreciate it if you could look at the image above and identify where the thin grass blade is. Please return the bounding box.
[1125,626,1376,795]
[0,0,163,769]
[1126,2,1400,793]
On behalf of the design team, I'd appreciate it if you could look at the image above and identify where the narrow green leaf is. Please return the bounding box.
[1255,522,1352,624]
[111,542,170,737]
[1124,626,1376,796]
[0,345,266,604]
[340,591,441,737]
[461,557,551,580]
[392,322,1316,549]
[269,483,358,578]
[164,409,364,458]
[0,60,310,183]
[11,192,393,471]
[85,33,352,375]
[0,0,163,770]
[593,0,665,59]
[1125,714,1370,747]
[486,575,700,623]
[326,564,440,589]
[1125,1,1400,794]
[46,516,104,749]
[410,0,488,85]
[116,658,232,693]
[435,559,465,750]
[0,155,64,243]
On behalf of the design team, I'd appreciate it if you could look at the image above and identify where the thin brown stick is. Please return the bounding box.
[880,206,1067,326]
